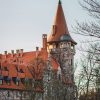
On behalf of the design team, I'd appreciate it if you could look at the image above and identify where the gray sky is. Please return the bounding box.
[0,0,88,54]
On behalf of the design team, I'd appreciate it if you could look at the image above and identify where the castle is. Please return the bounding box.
[0,0,77,100]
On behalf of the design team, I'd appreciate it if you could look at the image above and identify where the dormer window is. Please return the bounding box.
[12,77,20,86]
[0,75,3,85]
[4,76,11,85]
[0,79,3,85]
[16,77,20,85]
[7,79,10,85]
[25,78,29,87]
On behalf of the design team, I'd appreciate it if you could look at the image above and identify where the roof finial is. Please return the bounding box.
[59,0,62,4]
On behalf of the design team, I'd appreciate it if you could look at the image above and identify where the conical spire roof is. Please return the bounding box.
[47,1,77,44]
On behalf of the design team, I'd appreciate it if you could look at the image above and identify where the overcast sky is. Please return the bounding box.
[0,0,90,54]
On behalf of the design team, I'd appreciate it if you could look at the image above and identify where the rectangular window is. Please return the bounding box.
[71,59,73,66]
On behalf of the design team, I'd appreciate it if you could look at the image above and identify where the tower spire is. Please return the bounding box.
[47,0,77,44]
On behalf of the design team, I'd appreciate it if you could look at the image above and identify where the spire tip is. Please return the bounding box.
[59,0,61,4]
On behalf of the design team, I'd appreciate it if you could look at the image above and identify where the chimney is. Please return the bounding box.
[4,51,7,59]
[11,50,14,57]
[11,50,14,54]
[20,49,24,57]
[4,51,7,55]
[16,49,20,57]
[36,47,39,57]
[20,49,23,53]
[16,49,19,54]
[42,34,47,51]
[36,47,39,51]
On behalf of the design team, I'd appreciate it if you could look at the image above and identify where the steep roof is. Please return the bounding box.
[47,1,77,44]
[0,50,58,90]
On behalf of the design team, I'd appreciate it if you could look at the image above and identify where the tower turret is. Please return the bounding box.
[47,1,77,100]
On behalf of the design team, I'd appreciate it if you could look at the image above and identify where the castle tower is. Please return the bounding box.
[47,0,77,83]
[47,0,77,99]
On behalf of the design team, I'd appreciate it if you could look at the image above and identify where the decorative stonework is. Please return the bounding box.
[48,42,77,100]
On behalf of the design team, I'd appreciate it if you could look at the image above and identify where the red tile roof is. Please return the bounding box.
[0,49,59,90]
